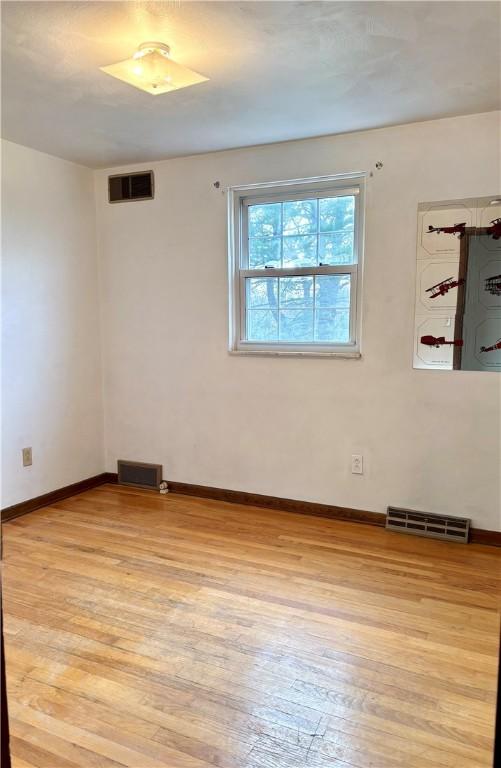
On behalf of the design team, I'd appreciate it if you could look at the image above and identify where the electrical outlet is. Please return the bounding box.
[22,447,32,467]
[351,454,363,474]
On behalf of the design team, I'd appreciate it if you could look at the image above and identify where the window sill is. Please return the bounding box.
[229,348,361,359]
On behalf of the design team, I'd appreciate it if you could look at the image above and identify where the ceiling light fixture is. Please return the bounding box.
[100,41,208,95]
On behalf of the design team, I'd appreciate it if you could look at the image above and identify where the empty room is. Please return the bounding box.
[1,1,500,766]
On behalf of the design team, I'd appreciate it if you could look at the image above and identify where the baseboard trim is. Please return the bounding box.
[468,528,501,546]
[1,472,117,523]
[165,480,386,527]
[162,480,501,547]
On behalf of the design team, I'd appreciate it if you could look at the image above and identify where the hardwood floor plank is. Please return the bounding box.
[3,485,500,767]
[9,720,124,768]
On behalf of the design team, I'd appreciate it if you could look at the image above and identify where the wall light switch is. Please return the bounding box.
[22,447,32,467]
[351,454,363,474]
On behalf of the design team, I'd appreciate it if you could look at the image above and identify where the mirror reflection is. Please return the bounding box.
[414,196,501,371]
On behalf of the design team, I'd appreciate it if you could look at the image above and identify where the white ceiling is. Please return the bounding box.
[1,1,500,168]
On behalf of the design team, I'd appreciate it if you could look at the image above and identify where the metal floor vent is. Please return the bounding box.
[386,507,470,543]
[117,460,162,490]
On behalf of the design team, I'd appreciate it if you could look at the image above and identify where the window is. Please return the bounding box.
[228,174,365,356]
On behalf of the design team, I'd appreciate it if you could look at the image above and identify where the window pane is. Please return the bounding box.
[248,236,281,268]
[315,309,350,342]
[279,310,314,342]
[282,235,317,268]
[319,232,354,265]
[246,277,278,309]
[283,199,317,235]
[248,203,281,238]
[319,196,355,232]
[315,274,351,308]
[247,309,278,341]
[279,276,314,308]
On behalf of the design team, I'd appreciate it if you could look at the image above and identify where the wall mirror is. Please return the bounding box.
[414,196,501,371]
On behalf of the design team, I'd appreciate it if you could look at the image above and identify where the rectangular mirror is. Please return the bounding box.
[414,196,501,371]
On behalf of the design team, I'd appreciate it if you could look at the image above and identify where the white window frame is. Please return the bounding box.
[227,173,366,356]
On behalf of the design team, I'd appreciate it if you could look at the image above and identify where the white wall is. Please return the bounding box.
[1,140,104,507]
[95,112,501,531]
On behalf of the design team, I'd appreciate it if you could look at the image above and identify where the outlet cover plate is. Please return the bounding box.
[351,454,363,474]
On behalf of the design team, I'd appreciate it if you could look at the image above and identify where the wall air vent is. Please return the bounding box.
[117,460,162,490]
[108,171,154,203]
[386,507,470,543]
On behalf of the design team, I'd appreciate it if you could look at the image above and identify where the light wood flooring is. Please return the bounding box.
[2,484,500,767]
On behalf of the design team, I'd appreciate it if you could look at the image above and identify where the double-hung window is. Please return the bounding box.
[228,174,365,356]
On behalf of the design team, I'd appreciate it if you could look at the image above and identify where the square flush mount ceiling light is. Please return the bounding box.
[100,42,208,95]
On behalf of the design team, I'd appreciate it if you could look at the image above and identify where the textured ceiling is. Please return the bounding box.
[1,1,500,168]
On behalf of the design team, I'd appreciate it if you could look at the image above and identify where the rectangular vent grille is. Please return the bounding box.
[108,171,154,203]
[386,507,470,543]
[117,460,162,490]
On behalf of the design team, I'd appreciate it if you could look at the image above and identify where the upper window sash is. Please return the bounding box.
[240,185,360,272]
